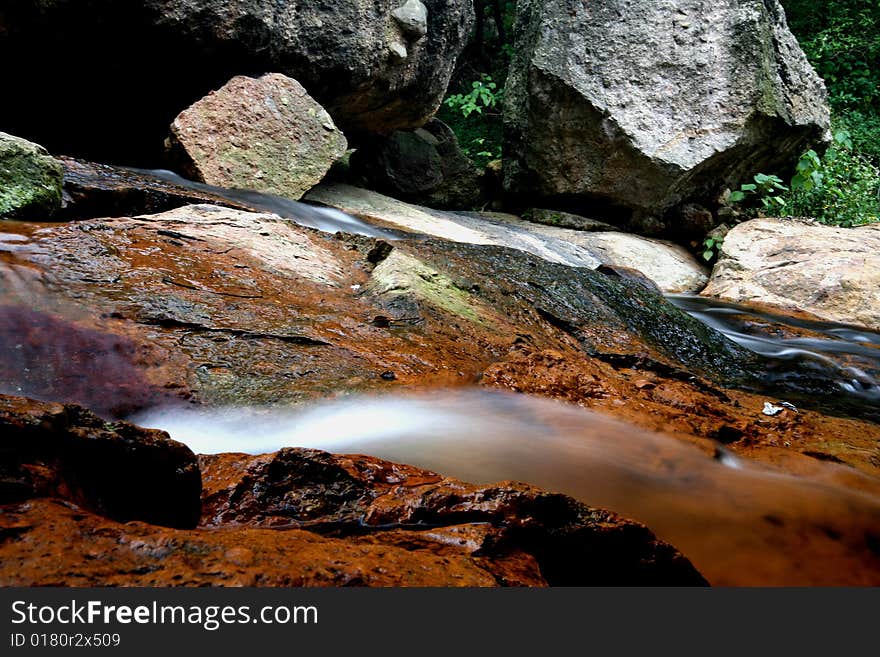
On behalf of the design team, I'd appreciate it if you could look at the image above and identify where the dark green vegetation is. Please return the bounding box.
[783,0,880,160]
[784,128,880,226]
[717,1,880,227]
[437,0,513,168]
[779,0,880,226]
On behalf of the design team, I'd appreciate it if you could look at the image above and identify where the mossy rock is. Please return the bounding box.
[0,132,63,220]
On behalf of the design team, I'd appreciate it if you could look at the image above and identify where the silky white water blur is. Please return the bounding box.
[133,389,880,585]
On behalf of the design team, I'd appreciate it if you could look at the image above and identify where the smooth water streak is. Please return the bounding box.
[124,167,402,240]
[670,294,880,401]
[134,390,880,586]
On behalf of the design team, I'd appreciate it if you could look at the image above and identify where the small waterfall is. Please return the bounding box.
[670,294,880,403]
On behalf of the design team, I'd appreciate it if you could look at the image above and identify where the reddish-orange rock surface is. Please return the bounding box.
[1,173,878,587]
[0,395,705,587]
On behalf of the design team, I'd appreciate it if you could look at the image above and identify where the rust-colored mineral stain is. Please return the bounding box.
[482,346,880,482]
[0,499,506,587]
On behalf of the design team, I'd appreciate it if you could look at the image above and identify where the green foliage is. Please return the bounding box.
[440,74,504,168]
[835,108,880,162]
[444,74,502,118]
[729,129,879,227]
[470,137,501,160]
[729,173,789,212]
[437,101,503,168]
[784,129,880,227]
[701,236,724,262]
[782,0,880,160]
[781,1,880,226]
[440,1,515,170]
[790,148,824,193]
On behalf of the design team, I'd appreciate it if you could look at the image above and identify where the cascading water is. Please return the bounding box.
[112,168,880,411]
[669,294,880,404]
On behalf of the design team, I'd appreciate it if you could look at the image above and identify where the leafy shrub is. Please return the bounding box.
[440,74,504,167]
[439,1,514,170]
[444,74,502,118]
[726,129,879,227]
[729,173,789,212]
[785,130,880,226]
[836,108,880,162]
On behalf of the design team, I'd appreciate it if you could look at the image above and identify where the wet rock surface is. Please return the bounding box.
[59,158,254,221]
[0,1,875,593]
[0,203,752,410]
[0,303,193,417]
[482,346,880,481]
[198,449,707,585]
[0,395,201,528]
[0,395,705,587]
[166,74,348,201]
[0,499,518,587]
[1,187,879,586]
[0,198,875,437]
[307,183,709,293]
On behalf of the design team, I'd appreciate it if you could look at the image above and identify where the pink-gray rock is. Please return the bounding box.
[166,74,347,200]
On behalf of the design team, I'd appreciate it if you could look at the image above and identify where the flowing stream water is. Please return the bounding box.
[133,389,880,586]
[123,167,403,240]
[669,294,880,404]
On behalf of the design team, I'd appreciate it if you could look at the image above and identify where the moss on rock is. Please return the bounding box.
[0,132,63,220]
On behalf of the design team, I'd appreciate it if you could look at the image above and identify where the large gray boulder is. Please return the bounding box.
[504,0,831,233]
[0,1,473,162]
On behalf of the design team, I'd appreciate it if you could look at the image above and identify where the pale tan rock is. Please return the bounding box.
[702,217,880,329]
[307,183,709,293]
